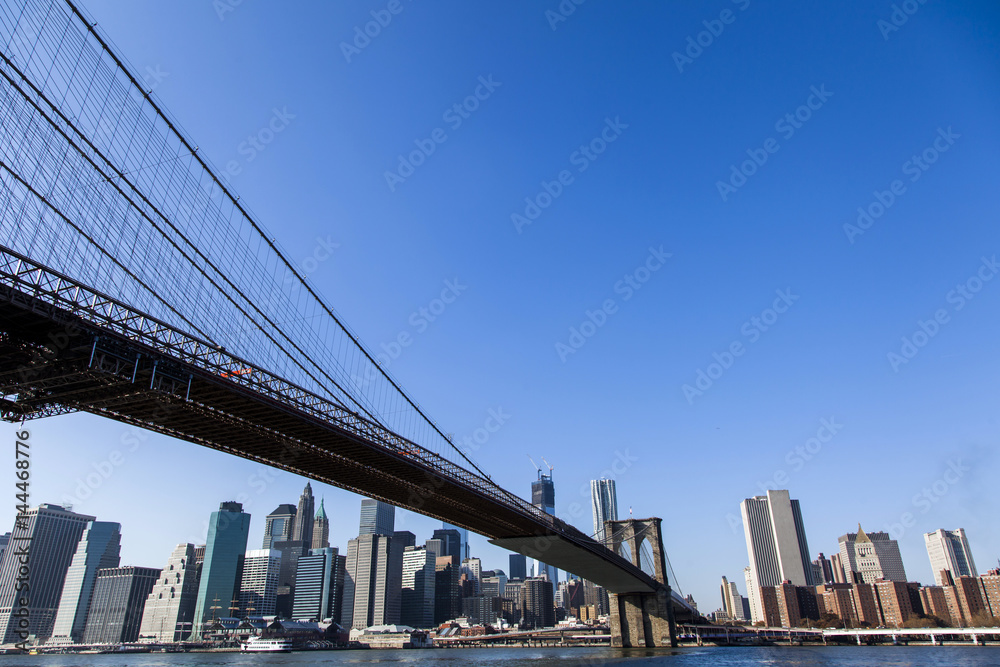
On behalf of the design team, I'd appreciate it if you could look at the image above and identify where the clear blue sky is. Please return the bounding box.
[3,0,1000,612]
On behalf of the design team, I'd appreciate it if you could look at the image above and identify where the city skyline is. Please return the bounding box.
[2,486,995,632]
[1,0,999,626]
[0,431,995,620]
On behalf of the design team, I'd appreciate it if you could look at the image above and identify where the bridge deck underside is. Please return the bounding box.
[0,282,668,596]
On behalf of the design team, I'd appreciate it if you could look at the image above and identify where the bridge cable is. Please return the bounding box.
[61,0,489,478]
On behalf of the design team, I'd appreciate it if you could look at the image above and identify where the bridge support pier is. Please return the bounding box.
[605,518,677,648]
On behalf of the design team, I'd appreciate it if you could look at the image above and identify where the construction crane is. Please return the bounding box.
[541,457,554,477]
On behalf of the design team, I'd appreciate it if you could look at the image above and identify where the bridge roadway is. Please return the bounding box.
[0,246,694,614]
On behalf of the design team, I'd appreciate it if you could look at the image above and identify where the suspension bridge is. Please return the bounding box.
[0,0,696,646]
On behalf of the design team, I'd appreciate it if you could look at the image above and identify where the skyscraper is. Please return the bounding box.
[0,504,95,643]
[522,576,555,629]
[359,498,394,536]
[271,539,308,619]
[740,490,814,624]
[838,525,907,584]
[192,502,251,633]
[139,543,200,642]
[238,549,281,616]
[341,533,404,629]
[292,547,344,621]
[508,553,527,581]
[262,504,296,549]
[49,521,122,644]
[82,567,160,644]
[425,538,444,562]
[394,530,416,550]
[812,552,835,584]
[401,546,437,628]
[590,478,618,544]
[312,499,330,550]
[461,557,482,595]
[291,483,315,548]
[531,469,558,587]
[442,522,469,560]
[830,552,848,583]
[720,575,748,622]
[925,528,978,586]
[434,555,461,624]
[432,528,462,563]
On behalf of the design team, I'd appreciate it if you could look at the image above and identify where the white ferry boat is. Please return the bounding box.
[241,636,293,652]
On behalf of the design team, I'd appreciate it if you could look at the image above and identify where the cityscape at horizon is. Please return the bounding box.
[0,0,999,652]
[1,473,995,644]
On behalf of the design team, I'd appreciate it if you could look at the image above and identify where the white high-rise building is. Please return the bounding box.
[925,528,978,586]
[743,566,759,623]
[401,546,436,629]
[590,479,618,545]
[341,533,403,629]
[462,557,482,595]
[138,544,200,642]
[740,490,814,623]
[837,525,907,584]
[720,575,747,622]
[238,549,281,616]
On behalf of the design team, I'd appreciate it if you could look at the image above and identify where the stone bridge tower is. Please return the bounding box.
[605,517,677,648]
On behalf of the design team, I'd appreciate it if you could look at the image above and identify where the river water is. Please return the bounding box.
[3,647,999,666]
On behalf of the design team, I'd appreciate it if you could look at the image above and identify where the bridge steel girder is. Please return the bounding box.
[0,247,669,596]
